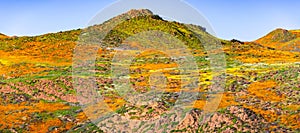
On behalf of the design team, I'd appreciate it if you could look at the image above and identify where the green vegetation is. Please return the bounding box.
[0,9,299,132]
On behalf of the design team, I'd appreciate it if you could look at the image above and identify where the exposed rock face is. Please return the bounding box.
[100,9,154,25]
[173,106,291,132]
[125,9,154,17]
[270,29,296,42]
[175,109,202,132]
[0,77,77,103]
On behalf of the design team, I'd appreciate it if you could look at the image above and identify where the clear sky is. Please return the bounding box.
[0,0,299,41]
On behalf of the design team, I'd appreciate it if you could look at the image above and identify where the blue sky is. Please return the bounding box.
[0,0,299,41]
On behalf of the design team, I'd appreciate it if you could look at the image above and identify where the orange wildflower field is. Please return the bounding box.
[0,9,299,132]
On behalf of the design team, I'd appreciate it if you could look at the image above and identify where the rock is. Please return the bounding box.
[0,81,6,85]
[21,116,27,121]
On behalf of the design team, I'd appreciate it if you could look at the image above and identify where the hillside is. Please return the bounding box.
[0,33,8,39]
[256,28,300,51]
[290,29,300,37]
[0,9,299,132]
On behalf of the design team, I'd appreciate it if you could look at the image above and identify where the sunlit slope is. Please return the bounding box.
[0,9,212,78]
[0,9,299,80]
[0,9,300,132]
[222,40,300,64]
[0,33,8,39]
[0,30,81,78]
[256,28,300,51]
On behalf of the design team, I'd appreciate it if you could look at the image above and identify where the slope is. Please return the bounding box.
[255,28,300,51]
[0,33,8,39]
[0,9,299,132]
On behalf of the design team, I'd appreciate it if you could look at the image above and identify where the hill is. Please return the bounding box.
[0,9,299,132]
[0,33,8,39]
[255,28,300,51]
[0,9,212,78]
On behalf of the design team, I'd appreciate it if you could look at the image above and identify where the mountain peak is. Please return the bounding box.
[270,28,295,42]
[255,28,300,51]
[255,28,296,48]
[125,9,153,16]
[94,9,156,28]
[113,9,154,21]
[270,28,290,36]
[273,28,287,31]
